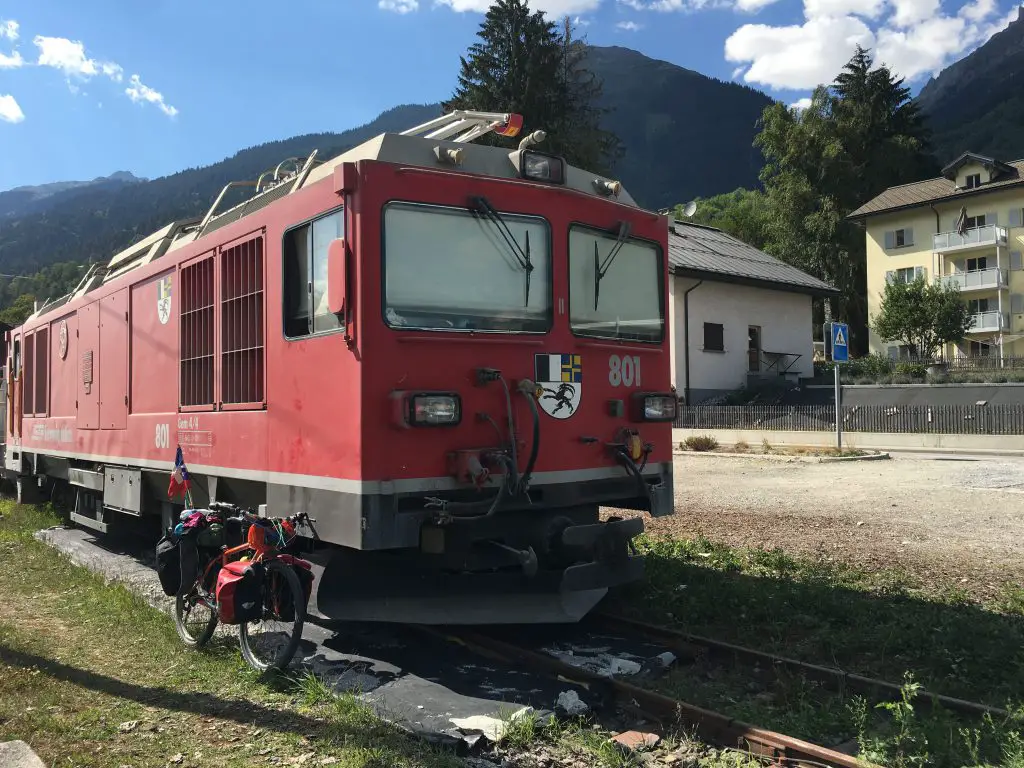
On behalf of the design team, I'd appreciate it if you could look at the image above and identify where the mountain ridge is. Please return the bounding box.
[0,46,772,280]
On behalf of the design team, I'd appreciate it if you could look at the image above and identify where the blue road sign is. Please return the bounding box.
[831,322,849,362]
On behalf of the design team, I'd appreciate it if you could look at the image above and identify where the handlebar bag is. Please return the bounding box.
[215,560,266,624]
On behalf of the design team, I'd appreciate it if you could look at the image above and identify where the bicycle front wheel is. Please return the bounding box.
[174,588,218,648]
[239,559,306,672]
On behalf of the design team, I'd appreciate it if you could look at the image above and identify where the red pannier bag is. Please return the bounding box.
[274,554,314,621]
[215,560,265,624]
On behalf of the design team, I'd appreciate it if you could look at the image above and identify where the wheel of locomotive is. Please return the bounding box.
[239,559,305,672]
[536,514,577,569]
[174,589,218,648]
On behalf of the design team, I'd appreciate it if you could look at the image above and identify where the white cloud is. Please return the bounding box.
[804,0,886,18]
[790,96,813,109]
[0,19,17,41]
[573,14,593,23]
[0,94,24,123]
[34,35,104,78]
[736,0,785,12]
[725,15,874,89]
[379,0,418,11]
[125,74,178,117]
[724,0,1015,91]
[617,19,643,28]
[0,50,22,68]
[435,0,603,12]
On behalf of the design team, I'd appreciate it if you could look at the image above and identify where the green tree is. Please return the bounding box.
[445,0,622,174]
[755,46,938,354]
[0,293,37,327]
[871,275,973,358]
[673,188,770,250]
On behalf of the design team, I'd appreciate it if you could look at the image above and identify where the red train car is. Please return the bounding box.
[2,111,676,624]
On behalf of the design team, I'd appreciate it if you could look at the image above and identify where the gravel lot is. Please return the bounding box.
[636,453,1024,599]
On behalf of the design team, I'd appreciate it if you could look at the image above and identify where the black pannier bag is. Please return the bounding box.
[155,534,181,596]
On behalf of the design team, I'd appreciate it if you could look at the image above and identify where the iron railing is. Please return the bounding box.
[674,404,1024,434]
[933,224,1007,252]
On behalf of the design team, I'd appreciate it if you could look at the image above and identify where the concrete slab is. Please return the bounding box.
[32,526,587,747]
[0,741,46,768]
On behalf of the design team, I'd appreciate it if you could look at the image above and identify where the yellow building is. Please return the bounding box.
[849,151,1024,362]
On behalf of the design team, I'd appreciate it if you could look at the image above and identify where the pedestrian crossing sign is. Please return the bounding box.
[830,322,849,362]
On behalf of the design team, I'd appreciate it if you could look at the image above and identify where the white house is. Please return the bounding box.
[667,222,839,404]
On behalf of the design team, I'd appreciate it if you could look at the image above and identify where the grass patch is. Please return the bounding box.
[0,501,462,768]
[608,533,1024,767]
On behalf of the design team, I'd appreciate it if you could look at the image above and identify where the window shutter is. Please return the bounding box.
[1012,294,1024,314]
[1011,251,1023,271]
[915,266,925,280]
[986,211,997,225]
[905,227,914,246]
[885,270,895,283]
[884,230,895,249]
[1010,208,1022,227]
[887,346,899,360]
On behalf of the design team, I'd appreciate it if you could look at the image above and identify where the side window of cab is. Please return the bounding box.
[283,207,344,338]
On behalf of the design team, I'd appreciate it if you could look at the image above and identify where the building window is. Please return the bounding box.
[887,344,914,360]
[967,298,991,314]
[887,267,923,284]
[965,173,982,189]
[967,341,995,357]
[884,228,914,249]
[703,322,724,352]
[965,257,988,272]
[965,214,986,229]
[283,208,344,338]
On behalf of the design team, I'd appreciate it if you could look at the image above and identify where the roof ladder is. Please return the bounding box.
[400,110,524,144]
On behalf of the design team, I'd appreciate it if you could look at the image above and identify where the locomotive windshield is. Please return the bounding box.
[383,202,551,332]
[568,224,664,343]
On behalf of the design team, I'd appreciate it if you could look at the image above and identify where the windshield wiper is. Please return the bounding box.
[471,195,533,306]
[594,220,632,310]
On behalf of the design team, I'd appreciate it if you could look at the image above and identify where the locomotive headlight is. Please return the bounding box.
[509,148,566,185]
[410,394,461,427]
[630,392,677,422]
[391,391,462,428]
[522,151,565,184]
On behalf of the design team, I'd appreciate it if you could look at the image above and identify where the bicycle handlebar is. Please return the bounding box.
[204,501,316,526]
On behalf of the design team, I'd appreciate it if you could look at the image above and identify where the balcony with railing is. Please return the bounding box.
[932,224,1007,253]
[967,310,1010,333]
[937,267,1009,292]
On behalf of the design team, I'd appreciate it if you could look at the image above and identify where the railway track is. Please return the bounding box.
[415,624,878,768]
[589,613,1010,721]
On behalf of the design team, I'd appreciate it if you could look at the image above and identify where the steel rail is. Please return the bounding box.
[416,625,876,768]
[591,613,1010,721]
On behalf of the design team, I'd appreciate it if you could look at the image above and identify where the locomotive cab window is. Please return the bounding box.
[567,224,664,343]
[283,208,344,338]
[382,201,551,333]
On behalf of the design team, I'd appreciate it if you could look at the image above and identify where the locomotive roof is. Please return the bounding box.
[21,126,643,324]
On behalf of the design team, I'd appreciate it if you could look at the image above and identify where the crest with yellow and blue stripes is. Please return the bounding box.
[534,353,583,419]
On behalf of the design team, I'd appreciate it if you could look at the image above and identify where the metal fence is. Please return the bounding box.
[674,404,1024,435]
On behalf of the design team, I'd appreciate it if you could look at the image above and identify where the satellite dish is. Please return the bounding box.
[681,200,697,218]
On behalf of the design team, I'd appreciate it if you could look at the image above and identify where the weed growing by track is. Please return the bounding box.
[608,533,1024,767]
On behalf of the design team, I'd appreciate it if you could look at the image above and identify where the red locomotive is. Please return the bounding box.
[2,110,676,624]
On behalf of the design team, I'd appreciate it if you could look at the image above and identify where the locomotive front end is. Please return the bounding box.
[315,118,675,624]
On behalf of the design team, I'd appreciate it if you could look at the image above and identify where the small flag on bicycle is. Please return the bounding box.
[168,445,193,506]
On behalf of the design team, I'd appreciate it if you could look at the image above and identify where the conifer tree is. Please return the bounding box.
[445,0,621,174]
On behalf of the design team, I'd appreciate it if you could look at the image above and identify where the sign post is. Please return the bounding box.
[829,322,849,450]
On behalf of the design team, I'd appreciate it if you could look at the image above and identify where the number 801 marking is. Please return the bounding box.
[155,423,170,449]
[609,354,641,387]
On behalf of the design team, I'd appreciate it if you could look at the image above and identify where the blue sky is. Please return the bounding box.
[0,0,1018,191]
